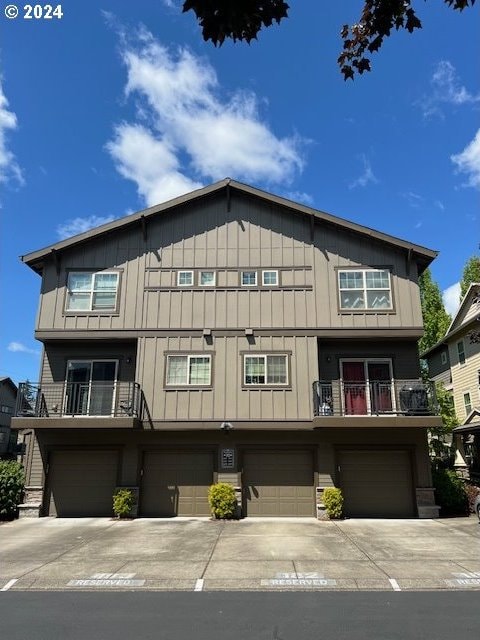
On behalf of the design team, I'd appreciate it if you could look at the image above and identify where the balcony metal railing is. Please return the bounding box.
[15,381,143,419]
[313,379,439,417]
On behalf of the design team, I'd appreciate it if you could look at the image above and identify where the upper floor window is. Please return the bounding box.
[241,271,257,287]
[199,271,216,286]
[244,354,288,386]
[166,354,212,386]
[464,392,472,415]
[0,405,13,415]
[441,351,448,366]
[177,271,193,286]
[66,272,119,312]
[338,269,392,311]
[457,340,466,365]
[262,270,278,286]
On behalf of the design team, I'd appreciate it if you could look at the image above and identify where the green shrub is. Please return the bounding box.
[208,483,237,519]
[112,488,135,518]
[0,461,25,519]
[432,468,469,516]
[322,487,344,519]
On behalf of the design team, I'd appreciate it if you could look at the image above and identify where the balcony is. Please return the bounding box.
[12,381,144,429]
[312,379,442,428]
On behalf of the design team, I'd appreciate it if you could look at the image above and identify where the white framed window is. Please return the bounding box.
[241,271,257,286]
[457,340,466,365]
[66,272,119,312]
[338,269,392,310]
[177,271,194,287]
[199,271,216,286]
[441,351,447,365]
[166,354,212,386]
[262,270,278,286]
[464,391,472,415]
[244,354,288,386]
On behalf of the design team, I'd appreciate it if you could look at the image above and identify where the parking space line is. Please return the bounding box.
[194,578,204,592]
[389,578,401,591]
[1,579,18,592]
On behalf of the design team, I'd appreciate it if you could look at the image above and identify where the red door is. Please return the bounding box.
[368,362,393,413]
[342,362,367,415]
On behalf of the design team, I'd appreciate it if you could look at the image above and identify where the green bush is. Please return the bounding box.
[112,488,135,518]
[432,468,469,516]
[0,461,25,519]
[208,483,237,519]
[322,487,344,519]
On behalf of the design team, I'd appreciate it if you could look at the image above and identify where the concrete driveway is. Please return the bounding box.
[1,517,479,592]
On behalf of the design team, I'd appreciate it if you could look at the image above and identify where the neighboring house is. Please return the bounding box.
[12,179,442,519]
[422,282,480,482]
[0,377,18,459]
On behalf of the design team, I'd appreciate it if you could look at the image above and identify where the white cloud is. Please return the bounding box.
[419,61,480,118]
[7,342,40,356]
[284,191,314,206]
[107,123,201,205]
[402,191,424,208]
[442,282,461,317]
[451,129,480,190]
[56,214,115,240]
[348,155,378,189]
[0,78,23,185]
[107,31,305,206]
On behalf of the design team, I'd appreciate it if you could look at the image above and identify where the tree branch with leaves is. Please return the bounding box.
[182,1,476,79]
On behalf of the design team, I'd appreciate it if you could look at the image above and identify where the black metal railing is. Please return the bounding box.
[313,379,439,417]
[15,381,143,419]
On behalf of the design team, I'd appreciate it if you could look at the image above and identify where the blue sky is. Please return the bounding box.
[1,1,479,384]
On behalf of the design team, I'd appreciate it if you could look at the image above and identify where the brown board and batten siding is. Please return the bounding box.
[36,189,424,335]
[40,342,137,385]
[137,335,319,422]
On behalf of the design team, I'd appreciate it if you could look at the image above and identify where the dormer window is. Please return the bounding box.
[66,272,119,312]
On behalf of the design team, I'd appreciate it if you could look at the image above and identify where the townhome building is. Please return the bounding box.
[422,283,480,482]
[0,377,18,459]
[13,179,442,518]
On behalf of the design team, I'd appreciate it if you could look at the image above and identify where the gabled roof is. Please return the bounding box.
[421,282,480,358]
[21,178,438,275]
[446,282,480,334]
[453,408,480,433]
[0,377,18,393]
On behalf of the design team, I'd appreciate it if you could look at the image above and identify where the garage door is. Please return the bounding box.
[46,450,118,517]
[338,449,415,518]
[243,450,315,517]
[141,451,213,517]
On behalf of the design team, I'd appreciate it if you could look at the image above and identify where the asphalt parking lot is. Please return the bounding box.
[1,516,479,592]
